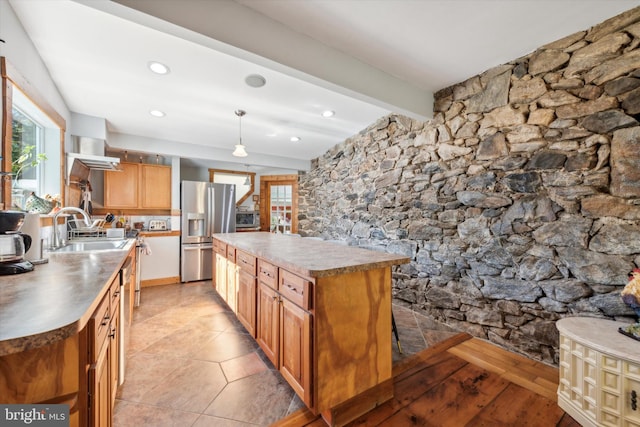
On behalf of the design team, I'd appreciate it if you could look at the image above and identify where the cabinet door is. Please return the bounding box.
[215,253,227,302]
[108,311,119,409]
[625,362,640,425]
[226,262,238,313]
[104,163,139,208]
[237,270,256,337]
[89,342,110,427]
[140,164,171,209]
[280,297,312,407]
[257,282,279,366]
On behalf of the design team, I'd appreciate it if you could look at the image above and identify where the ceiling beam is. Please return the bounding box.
[79,0,433,121]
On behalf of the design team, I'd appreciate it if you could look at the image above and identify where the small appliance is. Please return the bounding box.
[0,211,34,275]
[149,220,167,231]
[236,210,259,229]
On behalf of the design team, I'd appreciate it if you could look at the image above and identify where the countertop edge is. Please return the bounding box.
[556,316,640,364]
[214,233,410,278]
[0,240,135,357]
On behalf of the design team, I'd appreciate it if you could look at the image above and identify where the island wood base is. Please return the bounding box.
[212,233,409,427]
[0,333,83,427]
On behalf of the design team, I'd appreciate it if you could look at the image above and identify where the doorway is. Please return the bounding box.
[259,175,298,234]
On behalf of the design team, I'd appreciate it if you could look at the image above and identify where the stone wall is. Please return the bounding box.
[298,7,640,364]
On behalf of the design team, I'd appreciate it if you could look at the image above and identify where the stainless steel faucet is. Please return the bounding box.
[51,207,92,248]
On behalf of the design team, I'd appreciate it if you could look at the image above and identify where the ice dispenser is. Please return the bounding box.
[186,213,205,239]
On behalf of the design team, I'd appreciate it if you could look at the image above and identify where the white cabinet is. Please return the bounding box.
[557,318,640,427]
[140,235,180,285]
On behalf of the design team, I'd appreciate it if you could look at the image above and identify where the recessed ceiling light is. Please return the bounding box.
[322,110,335,118]
[290,136,301,142]
[148,61,170,75]
[245,74,266,88]
[150,110,165,117]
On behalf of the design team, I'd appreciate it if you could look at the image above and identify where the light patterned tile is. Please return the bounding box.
[221,351,268,382]
[204,370,294,425]
[137,359,227,413]
[113,400,199,427]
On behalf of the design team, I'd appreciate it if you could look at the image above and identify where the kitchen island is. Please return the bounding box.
[212,232,410,427]
[0,239,136,427]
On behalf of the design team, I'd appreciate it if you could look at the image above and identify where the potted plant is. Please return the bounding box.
[11,143,47,209]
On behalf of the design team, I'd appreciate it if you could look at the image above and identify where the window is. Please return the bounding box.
[2,57,65,210]
[11,106,45,208]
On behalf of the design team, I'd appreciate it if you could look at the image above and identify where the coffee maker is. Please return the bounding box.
[0,211,34,275]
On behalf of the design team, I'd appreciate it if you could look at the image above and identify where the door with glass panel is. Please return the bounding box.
[259,175,298,234]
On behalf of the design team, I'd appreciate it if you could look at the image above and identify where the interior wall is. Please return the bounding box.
[298,6,640,364]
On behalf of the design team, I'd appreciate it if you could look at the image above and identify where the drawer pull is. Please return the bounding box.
[101,314,110,326]
[109,327,116,339]
[632,390,637,411]
[286,284,299,293]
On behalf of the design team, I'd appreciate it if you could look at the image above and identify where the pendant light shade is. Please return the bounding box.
[232,110,248,157]
[243,164,251,185]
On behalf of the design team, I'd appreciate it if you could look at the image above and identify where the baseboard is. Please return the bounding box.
[140,276,180,287]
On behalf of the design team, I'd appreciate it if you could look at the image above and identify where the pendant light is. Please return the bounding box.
[243,164,251,186]
[232,110,248,157]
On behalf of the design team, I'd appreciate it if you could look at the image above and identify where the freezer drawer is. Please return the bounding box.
[181,244,213,282]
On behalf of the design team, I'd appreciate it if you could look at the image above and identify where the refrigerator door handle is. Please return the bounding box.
[183,245,213,251]
[206,185,213,237]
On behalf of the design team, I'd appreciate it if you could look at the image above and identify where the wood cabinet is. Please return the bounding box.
[211,235,403,426]
[279,294,312,407]
[213,239,227,299]
[226,245,238,313]
[88,275,120,427]
[557,317,640,427]
[104,162,171,210]
[0,244,135,427]
[236,249,257,337]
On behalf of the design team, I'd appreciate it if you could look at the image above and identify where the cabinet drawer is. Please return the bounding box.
[258,259,277,288]
[89,294,111,362]
[213,240,226,255]
[279,269,313,310]
[236,250,256,275]
[227,245,236,262]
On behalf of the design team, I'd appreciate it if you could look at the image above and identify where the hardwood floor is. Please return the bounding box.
[274,333,581,427]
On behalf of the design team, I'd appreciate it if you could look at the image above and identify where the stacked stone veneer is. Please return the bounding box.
[298,7,640,364]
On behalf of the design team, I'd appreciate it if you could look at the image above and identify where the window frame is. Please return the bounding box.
[1,57,66,210]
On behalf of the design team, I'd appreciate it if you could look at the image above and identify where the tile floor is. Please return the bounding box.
[113,281,459,427]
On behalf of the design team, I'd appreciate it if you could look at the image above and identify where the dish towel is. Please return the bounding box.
[139,238,152,255]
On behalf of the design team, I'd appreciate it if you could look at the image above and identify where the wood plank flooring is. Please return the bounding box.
[273,333,581,427]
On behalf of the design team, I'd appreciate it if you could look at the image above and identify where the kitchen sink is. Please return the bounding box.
[50,239,129,252]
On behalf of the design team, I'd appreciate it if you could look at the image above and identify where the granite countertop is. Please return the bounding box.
[213,232,410,278]
[556,317,640,364]
[0,239,136,356]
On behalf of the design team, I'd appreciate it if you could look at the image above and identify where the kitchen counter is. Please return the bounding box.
[212,232,409,425]
[213,232,410,278]
[138,230,180,237]
[0,239,136,356]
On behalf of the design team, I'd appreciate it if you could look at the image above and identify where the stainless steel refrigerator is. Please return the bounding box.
[180,181,236,282]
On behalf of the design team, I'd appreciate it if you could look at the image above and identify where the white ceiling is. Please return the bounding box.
[7,0,638,171]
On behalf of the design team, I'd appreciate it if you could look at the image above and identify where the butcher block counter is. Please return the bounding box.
[0,239,136,427]
[212,232,409,426]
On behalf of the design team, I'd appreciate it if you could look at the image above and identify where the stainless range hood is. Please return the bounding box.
[67,137,120,183]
